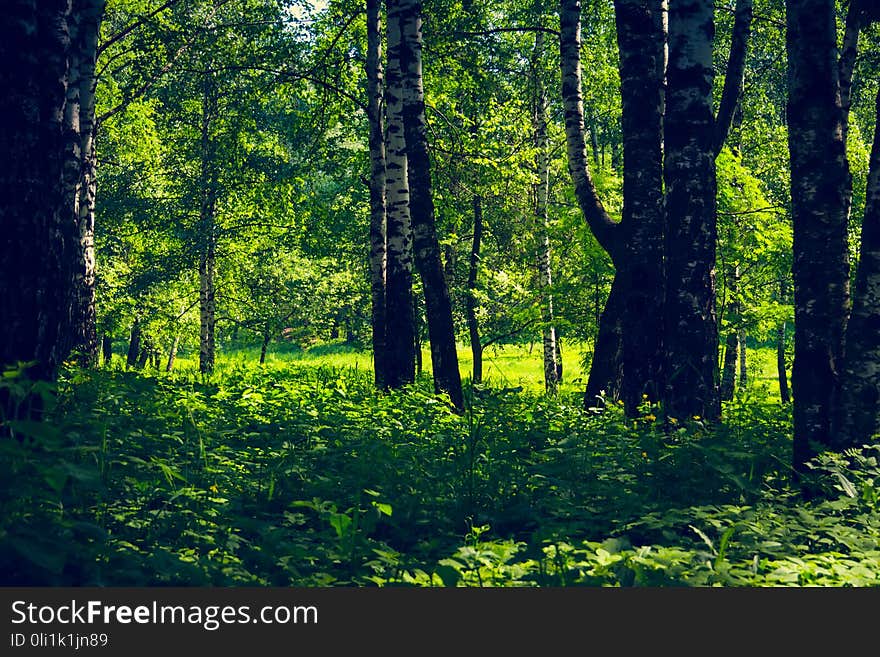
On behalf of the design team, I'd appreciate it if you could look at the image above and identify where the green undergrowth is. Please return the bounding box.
[2,358,879,586]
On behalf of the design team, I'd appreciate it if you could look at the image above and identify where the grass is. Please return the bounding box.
[7,338,877,587]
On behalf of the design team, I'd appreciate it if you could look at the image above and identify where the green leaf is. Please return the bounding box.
[433,564,462,587]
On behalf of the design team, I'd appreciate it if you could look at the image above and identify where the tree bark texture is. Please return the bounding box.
[561,0,666,413]
[367,0,388,389]
[0,0,81,382]
[614,0,666,414]
[663,0,720,422]
[72,0,105,367]
[383,0,417,390]
[786,0,851,473]
[835,85,880,449]
[397,0,464,410]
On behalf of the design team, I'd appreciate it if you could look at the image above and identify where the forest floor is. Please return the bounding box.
[3,342,880,586]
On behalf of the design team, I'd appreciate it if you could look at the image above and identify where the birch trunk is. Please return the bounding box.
[367,0,388,389]
[532,32,558,395]
[777,322,790,404]
[72,0,105,367]
[383,0,417,389]
[786,0,851,474]
[466,195,484,384]
[835,85,880,448]
[663,0,720,422]
[198,74,218,375]
[397,0,464,410]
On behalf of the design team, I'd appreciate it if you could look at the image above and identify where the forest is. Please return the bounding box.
[1,0,879,587]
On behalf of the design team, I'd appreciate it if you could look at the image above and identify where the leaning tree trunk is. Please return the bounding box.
[367,0,388,389]
[561,0,623,407]
[383,0,417,389]
[786,0,852,475]
[532,32,559,395]
[0,1,80,386]
[466,194,484,384]
[166,335,180,372]
[397,0,464,411]
[663,0,720,423]
[834,84,880,449]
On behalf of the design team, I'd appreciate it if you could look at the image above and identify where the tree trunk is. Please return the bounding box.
[614,0,666,415]
[166,335,179,372]
[786,0,851,475]
[383,0,417,389]
[777,321,790,404]
[136,336,151,370]
[126,319,141,369]
[367,0,388,389]
[834,84,880,449]
[102,334,113,365]
[0,1,80,384]
[720,330,738,401]
[397,0,464,410]
[737,328,747,390]
[663,0,719,423]
[72,0,105,367]
[198,74,218,376]
[260,325,271,365]
[466,195,484,384]
[713,0,753,156]
[585,277,624,407]
[532,32,559,395]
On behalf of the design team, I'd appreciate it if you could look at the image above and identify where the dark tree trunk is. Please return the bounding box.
[397,0,463,410]
[0,1,79,383]
[367,0,388,389]
[614,0,666,415]
[136,337,151,370]
[260,325,270,365]
[585,277,624,407]
[466,195,484,384]
[663,0,720,423]
[786,0,851,475]
[383,0,417,389]
[562,0,666,414]
[102,334,113,365]
[834,85,880,449]
[126,319,141,369]
[713,0,753,156]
